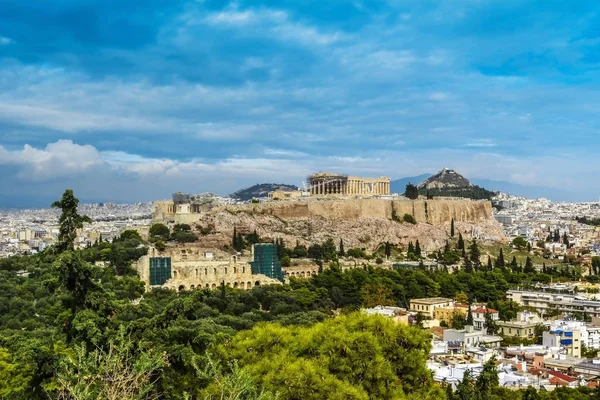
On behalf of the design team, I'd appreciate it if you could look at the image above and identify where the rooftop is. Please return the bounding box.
[410,297,453,305]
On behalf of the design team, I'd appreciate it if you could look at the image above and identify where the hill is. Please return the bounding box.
[230,183,299,201]
[417,169,496,200]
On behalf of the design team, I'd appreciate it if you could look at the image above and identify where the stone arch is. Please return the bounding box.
[178,285,185,292]
[205,283,210,288]
[211,283,217,289]
[213,268,217,275]
[233,255,237,263]
[247,281,252,289]
[205,268,208,275]
[190,285,195,290]
[234,282,239,288]
[301,271,306,278]
[234,267,237,274]
[173,270,178,279]
[226,282,232,287]
[243,266,246,273]
[255,281,261,287]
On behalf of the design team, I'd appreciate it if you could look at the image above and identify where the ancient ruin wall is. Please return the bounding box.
[214,199,491,226]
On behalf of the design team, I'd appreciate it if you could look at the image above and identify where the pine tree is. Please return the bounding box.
[457,233,464,250]
[415,240,422,257]
[476,356,500,398]
[444,241,451,254]
[553,229,560,242]
[339,238,345,257]
[563,233,569,248]
[450,218,455,238]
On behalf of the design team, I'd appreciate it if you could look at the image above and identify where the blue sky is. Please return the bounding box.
[0,0,599,204]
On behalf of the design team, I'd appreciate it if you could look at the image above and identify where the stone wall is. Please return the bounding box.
[213,198,491,226]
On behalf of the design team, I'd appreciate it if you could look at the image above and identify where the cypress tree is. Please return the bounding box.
[408,241,415,254]
[415,240,422,257]
[466,305,474,325]
[496,248,505,268]
[510,256,518,272]
[385,242,391,258]
[457,233,464,250]
[487,256,493,271]
[339,238,345,257]
[450,218,455,238]
[469,239,481,267]
[524,256,535,274]
[232,227,237,249]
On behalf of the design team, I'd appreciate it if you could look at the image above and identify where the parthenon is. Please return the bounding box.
[308,172,391,196]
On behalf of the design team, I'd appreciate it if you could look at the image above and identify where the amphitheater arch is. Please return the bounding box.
[178,285,185,292]
[211,283,217,289]
[234,282,239,288]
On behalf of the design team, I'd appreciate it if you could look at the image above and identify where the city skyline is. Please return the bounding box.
[1,1,600,203]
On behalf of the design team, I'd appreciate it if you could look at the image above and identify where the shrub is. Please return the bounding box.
[403,214,417,224]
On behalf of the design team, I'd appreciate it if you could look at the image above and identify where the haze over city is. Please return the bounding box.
[1,1,600,205]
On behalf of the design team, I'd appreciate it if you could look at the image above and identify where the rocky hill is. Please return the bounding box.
[191,198,506,253]
[418,169,496,200]
[230,183,299,201]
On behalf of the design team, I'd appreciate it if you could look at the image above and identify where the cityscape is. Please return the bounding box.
[3,1,600,399]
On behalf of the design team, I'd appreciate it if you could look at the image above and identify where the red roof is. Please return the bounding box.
[547,370,578,383]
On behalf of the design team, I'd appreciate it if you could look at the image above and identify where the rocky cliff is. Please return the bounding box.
[193,198,505,252]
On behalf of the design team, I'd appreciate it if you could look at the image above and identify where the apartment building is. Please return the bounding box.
[409,298,453,319]
[507,290,600,317]
[497,311,542,339]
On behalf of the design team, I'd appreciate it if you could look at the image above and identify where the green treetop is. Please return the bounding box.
[51,189,92,253]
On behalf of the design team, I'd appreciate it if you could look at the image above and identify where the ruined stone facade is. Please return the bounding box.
[136,245,281,291]
[308,172,390,196]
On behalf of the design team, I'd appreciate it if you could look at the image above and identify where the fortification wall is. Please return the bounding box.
[213,199,491,226]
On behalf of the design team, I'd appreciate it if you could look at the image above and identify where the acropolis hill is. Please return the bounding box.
[153,197,505,252]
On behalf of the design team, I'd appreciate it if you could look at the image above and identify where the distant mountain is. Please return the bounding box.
[230,183,299,201]
[390,174,430,194]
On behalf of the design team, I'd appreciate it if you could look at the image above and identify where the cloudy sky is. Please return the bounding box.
[1,0,599,205]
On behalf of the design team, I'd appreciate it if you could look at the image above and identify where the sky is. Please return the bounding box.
[1,0,600,205]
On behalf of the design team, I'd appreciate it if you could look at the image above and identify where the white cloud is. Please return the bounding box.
[0,37,12,45]
[0,140,104,180]
[463,139,497,148]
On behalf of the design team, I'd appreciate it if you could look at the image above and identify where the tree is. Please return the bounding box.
[405,183,419,200]
[339,239,345,257]
[149,223,170,241]
[281,255,291,268]
[52,189,92,253]
[451,310,467,329]
[510,256,518,271]
[361,283,394,307]
[483,312,498,335]
[466,305,473,326]
[212,313,443,399]
[563,233,570,248]
[524,257,535,274]
[495,248,505,269]
[408,241,415,255]
[455,368,476,400]
[457,233,465,250]
[475,356,499,399]
[154,240,166,252]
[375,257,384,265]
[232,227,237,249]
[512,236,528,250]
[469,239,481,268]
[56,329,168,400]
[415,240,422,257]
[292,244,308,258]
[487,256,493,271]
[451,218,455,238]
[384,242,392,258]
